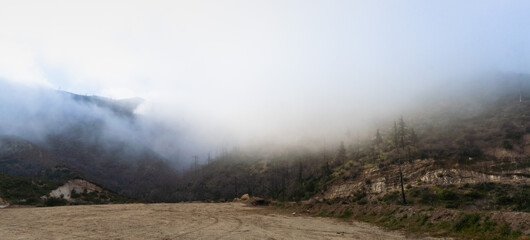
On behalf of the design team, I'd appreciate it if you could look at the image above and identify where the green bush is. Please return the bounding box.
[418,214,429,226]
[440,189,458,201]
[464,190,484,200]
[340,209,353,218]
[453,213,481,232]
[44,197,67,207]
[499,223,512,237]
[481,216,497,232]
[420,191,438,205]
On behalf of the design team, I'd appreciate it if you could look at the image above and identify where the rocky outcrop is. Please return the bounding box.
[43,179,103,201]
[324,158,529,200]
[420,169,500,185]
[327,182,363,199]
[371,178,387,194]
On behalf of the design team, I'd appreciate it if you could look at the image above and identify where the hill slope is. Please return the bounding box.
[174,80,530,209]
[0,89,178,202]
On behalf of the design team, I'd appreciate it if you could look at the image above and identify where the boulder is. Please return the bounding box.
[240,194,250,201]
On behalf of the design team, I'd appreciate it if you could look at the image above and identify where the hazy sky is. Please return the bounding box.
[1,0,530,144]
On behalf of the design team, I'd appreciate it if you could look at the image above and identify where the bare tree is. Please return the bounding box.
[394,119,407,205]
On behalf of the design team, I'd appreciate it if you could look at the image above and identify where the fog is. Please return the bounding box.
[1,1,530,166]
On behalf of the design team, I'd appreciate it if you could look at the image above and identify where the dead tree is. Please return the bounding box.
[394,119,407,205]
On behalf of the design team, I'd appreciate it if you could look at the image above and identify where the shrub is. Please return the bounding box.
[440,189,458,201]
[481,216,497,232]
[71,189,80,198]
[382,191,400,204]
[463,190,484,200]
[357,199,368,205]
[340,209,353,218]
[44,197,67,207]
[502,140,513,150]
[420,191,438,205]
[499,223,512,236]
[453,213,481,232]
[418,214,429,226]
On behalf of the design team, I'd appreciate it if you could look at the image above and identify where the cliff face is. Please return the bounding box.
[45,179,103,201]
[324,159,530,200]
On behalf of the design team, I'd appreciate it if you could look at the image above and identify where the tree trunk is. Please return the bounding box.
[399,162,407,205]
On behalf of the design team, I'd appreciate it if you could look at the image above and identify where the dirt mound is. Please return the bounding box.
[240,194,250,200]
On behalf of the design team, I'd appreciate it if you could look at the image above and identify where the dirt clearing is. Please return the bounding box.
[0,202,430,239]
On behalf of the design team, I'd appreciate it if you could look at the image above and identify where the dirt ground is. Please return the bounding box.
[0,202,431,239]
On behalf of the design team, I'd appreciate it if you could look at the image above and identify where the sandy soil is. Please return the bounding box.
[0,202,421,239]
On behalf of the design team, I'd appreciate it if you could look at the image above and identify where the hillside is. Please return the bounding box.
[0,174,134,207]
[0,82,528,239]
[170,83,530,239]
[0,90,179,202]
[174,89,529,203]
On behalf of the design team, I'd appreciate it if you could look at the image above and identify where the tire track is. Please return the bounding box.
[0,202,410,240]
[214,216,243,240]
[175,215,219,238]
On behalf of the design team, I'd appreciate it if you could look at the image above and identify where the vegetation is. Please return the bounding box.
[381,183,530,212]
[271,201,526,240]
[0,174,135,206]
[1,81,529,239]
[0,173,63,205]
[171,85,530,239]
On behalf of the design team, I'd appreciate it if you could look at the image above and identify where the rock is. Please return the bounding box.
[240,194,250,201]
[44,179,103,201]
[0,197,9,208]
[371,178,387,193]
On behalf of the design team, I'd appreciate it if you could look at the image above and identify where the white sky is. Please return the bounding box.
[1,0,530,143]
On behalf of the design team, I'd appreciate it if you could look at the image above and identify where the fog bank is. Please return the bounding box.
[1,1,530,165]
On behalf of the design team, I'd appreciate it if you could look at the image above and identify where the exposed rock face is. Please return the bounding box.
[324,159,530,200]
[327,182,362,199]
[325,159,434,200]
[45,179,103,201]
[371,178,387,194]
[420,169,504,185]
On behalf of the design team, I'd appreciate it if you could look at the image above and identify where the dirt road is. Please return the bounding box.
[0,202,414,239]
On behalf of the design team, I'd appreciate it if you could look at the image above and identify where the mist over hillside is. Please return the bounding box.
[1,1,529,238]
[0,80,209,168]
[1,1,529,159]
[1,73,530,168]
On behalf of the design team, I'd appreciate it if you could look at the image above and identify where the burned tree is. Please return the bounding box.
[394,118,407,205]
